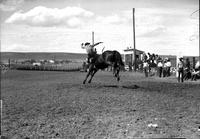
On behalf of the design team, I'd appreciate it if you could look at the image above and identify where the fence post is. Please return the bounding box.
[8,58,11,68]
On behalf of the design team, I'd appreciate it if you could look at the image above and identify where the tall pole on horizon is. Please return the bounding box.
[133,8,136,72]
[190,9,199,64]
[92,31,94,45]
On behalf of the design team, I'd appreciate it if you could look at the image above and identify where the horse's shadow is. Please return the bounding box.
[121,84,140,89]
[102,84,140,89]
[56,83,140,90]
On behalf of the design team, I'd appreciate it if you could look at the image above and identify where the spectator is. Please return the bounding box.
[185,58,191,70]
[157,58,163,78]
[163,58,168,77]
[195,61,199,70]
[143,60,149,77]
[177,57,184,82]
[166,58,172,77]
[184,58,191,80]
[191,68,200,81]
[128,62,132,71]
[142,52,148,62]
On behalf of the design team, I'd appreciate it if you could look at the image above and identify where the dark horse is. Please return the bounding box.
[83,50,124,84]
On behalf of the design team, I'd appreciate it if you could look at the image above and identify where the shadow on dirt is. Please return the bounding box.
[102,84,140,89]
[102,85,119,88]
[56,82,140,91]
[122,85,140,89]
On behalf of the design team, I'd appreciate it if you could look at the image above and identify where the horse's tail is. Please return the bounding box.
[113,50,124,67]
[120,56,124,67]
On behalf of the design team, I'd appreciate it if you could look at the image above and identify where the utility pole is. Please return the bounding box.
[92,31,94,45]
[133,8,136,72]
[190,9,200,63]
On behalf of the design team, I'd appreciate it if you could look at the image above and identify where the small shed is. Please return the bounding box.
[123,48,144,65]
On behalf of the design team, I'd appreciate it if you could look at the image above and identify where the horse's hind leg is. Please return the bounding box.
[114,66,120,81]
[117,69,120,81]
[113,63,118,77]
[88,69,98,83]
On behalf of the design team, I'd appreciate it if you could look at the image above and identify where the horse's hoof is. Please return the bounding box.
[117,77,120,81]
[83,81,86,84]
[88,80,91,83]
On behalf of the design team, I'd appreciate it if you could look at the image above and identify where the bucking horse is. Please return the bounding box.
[83,50,124,84]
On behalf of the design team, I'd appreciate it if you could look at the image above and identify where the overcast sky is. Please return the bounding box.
[0,0,199,56]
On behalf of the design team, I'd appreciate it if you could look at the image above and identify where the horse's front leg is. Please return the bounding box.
[88,68,98,83]
[83,64,93,84]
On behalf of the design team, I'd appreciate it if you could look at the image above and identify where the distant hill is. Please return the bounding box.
[1,52,87,63]
[1,52,199,66]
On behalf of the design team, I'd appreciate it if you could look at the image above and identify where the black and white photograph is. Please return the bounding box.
[1,0,199,138]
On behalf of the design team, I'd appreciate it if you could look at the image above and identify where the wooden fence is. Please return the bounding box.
[11,63,83,72]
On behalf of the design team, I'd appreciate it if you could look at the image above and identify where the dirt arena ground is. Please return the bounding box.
[1,70,200,139]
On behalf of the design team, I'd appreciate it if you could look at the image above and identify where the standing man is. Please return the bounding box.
[177,57,184,82]
[81,42,103,63]
[184,58,191,80]
[157,58,163,78]
[166,58,172,77]
[143,60,149,77]
[163,58,168,77]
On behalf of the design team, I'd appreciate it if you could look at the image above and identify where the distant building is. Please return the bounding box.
[123,48,144,65]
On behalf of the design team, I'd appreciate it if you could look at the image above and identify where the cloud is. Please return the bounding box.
[0,3,16,11]
[138,26,167,38]
[0,0,24,11]
[96,10,132,25]
[96,14,123,24]
[5,6,94,27]
[1,43,31,52]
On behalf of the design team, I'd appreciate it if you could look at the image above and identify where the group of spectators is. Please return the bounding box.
[142,52,172,78]
[178,57,200,82]
[157,57,172,78]
[142,52,200,82]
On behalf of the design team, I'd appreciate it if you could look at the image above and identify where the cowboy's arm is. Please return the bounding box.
[81,43,85,49]
[91,42,103,47]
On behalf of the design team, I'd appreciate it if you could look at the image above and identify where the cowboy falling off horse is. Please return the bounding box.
[81,42,124,84]
[81,42,103,64]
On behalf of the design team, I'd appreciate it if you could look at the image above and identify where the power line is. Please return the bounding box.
[190,9,199,19]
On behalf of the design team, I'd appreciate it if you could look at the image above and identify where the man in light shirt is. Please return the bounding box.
[166,59,172,77]
[157,58,163,78]
[81,42,103,63]
[143,60,149,77]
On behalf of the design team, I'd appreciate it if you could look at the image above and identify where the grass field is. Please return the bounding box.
[1,52,87,63]
[1,70,200,139]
